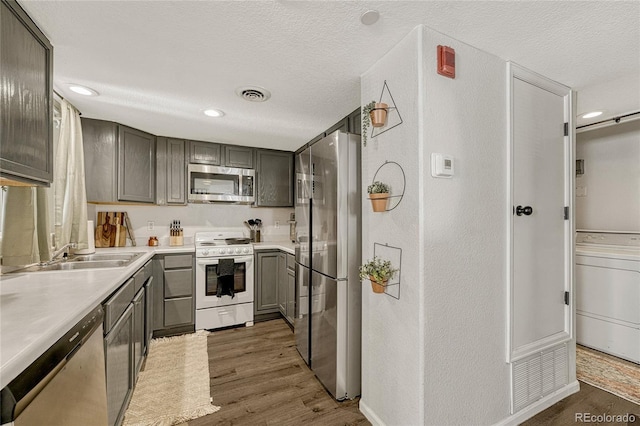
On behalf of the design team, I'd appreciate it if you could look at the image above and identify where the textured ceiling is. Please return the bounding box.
[20,1,640,151]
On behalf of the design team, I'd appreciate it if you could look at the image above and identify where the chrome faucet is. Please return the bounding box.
[51,242,77,262]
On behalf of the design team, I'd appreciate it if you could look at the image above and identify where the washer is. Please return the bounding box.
[575,231,640,364]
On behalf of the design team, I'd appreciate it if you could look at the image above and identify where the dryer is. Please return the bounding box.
[576,231,640,363]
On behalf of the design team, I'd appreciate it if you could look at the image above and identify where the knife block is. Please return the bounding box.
[169,235,184,246]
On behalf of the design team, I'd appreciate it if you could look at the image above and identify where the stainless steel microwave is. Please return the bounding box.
[188,164,255,203]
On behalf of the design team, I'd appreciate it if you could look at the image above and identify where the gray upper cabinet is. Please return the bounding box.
[255,149,294,207]
[325,117,348,136]
[348,108,361,135]
[82,118,155,203]
[83,119,118,202]
[0,0,53,186]
[223,145,254,168]
[189,140,221,165]
[118,125,155,203]
[156,137,186,205]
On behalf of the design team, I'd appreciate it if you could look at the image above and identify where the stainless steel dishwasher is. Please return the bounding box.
[0,305,108,425]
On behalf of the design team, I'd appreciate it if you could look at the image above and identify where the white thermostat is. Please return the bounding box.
[431,153,454,178]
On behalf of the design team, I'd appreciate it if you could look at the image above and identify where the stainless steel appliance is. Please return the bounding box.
[188,164,255,203]
[294,131,361,400]
[195,231,255,330]
[0,305,108,425]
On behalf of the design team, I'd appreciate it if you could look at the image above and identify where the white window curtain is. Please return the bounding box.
[54,99,88,251]
[1,187,51,266]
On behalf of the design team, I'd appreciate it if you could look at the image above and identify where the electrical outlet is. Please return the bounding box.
[275,221,280,229]
[147,221,154,230]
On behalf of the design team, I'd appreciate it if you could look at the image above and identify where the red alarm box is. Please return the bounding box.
[437,45,455,78]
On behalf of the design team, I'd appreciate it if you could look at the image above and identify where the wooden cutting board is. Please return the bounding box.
[95,212,128,247]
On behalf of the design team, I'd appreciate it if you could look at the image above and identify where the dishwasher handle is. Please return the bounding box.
[0,305,104,423]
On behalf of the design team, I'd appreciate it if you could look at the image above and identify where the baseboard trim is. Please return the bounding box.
[359,398,386,426]
[493,380,581,426]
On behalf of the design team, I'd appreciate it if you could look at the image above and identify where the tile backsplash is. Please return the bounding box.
[88,203,293,246]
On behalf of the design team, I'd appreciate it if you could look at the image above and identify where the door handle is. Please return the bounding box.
[515,205,533,216]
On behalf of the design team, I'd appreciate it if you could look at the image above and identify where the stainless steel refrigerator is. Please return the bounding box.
[294,130,361,400]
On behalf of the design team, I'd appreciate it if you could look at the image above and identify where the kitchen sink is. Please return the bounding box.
[68,253,143,262]
[12,252,144,273]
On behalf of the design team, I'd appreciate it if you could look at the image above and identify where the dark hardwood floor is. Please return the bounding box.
[188,319,370,426]
[522,382,639,425]
[186,319,638,425]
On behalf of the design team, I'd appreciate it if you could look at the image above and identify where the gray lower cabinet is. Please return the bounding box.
[103,260,151,426]
[0,0,53,186]
[152,253,195,337]
[256,250,295,325]
[255,250,280,315]
[189,140,221,165]
[104,301,133,426]
[156,137,186,205]
[144,275,154,350]
[82,118,156,203]
[285,254,295,324]
[132,287,145,379]
[255,150,294,207]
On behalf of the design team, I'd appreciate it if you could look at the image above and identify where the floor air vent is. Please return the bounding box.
[511,343,568,413]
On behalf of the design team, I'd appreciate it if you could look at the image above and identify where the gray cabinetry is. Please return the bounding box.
[286,254,295,324]
[118,125,156,203]
[152,253,195,337]
[255,150,294,207]
[156,137,186,205]
[224,145,254,168]
[104,295,134,426]
[255,250,280,315]
[277,252,287,314]
[256,249,295,325]
[82,118,156,203]
[325,117,348,135]
[189,140,221,165]
[132,287,145,379]
[348,108,361,135]
[0,0,53,186]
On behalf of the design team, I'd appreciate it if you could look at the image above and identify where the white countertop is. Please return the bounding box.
[576,244,640,262]
[0,245,194,389]
[253,240,295,254]
[0,241,296,389]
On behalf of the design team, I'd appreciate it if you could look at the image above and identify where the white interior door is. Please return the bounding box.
[508,63,573,361]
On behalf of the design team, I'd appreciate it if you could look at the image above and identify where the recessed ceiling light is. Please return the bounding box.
[360,10,380,25]
[582,111,603,119]
[68,84,99,96]
[203,109,224,118]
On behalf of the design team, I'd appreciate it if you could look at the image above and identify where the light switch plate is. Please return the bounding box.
[431,153,454,178]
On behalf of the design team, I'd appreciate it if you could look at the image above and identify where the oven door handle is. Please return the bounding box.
[196,255,254,265]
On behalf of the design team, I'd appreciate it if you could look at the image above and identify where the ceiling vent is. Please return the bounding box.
[236,86,271,102]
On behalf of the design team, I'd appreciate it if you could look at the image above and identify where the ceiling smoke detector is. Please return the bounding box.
[236,86,271,102]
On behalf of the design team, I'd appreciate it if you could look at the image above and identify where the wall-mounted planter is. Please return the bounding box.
[370,102,388,127]
[369,276,388,294]
[369,193,389,212]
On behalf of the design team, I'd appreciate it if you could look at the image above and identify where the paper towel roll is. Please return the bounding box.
[76,220,96,254]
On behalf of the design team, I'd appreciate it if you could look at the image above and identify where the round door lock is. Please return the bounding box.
[515,205,534,216]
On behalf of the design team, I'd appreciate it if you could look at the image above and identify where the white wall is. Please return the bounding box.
[87,203,293,246]
[360,25,511,425]
[576,119,640,232]
[420,27,509,425]
[360,26,424,426]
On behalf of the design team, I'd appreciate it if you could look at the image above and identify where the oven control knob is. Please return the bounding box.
[202,249,209,256]
[235,248,241,254]
[225,248,232,254]
[243,248,249,254]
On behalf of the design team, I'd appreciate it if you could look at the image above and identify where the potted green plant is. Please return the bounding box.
[361,100,388,146]
[367,181,390,212]
[359,256,397,293]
